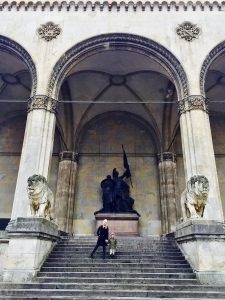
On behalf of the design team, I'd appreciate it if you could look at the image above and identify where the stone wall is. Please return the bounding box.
[0,114,59,220]
[211,115,225,217]
[73,112,161,235]
[0,116,25,219]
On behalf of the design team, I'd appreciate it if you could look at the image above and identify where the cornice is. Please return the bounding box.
[0,1,225,12]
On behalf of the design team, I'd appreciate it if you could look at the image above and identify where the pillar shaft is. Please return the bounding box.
[55,152,78,233]
[11,95,57,220]
[158,152,178,234]
[178,95,224,222]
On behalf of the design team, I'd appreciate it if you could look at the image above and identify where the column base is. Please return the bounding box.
[95,213,140,236]
[196,271,225,285]
[3,217,59,282]
[175,219,225,285]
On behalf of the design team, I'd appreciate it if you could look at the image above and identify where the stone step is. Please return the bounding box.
[35,277,198,285]
[53,248,182,253]
[46,257,188,263]
[44,262,190,268]
[1,289,225,298]
[1,298,223,300]
[60,237,172,240]
[48,251,185,262]
[38,272,196,279]
[40,266,193,273]
[53,245,181,250]
[49,253,184,259]
[2,298,225,300]
[55,246,179,251]
[1,283,225,292]
[58,240,178,245]
[57,239,177,243]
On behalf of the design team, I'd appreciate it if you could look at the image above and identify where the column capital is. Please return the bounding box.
[178,95,208,115]
[27,95,58,113]
[157,152,176,163]
[59,151,79,163]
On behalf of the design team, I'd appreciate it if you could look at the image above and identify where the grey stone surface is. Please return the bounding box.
[175,220,225,241]
[6,217,59,241]
[0,230,8,240]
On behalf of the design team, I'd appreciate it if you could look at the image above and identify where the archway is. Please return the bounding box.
[0,36,36,228]
[51,33,188,235]
[201,41,225,218]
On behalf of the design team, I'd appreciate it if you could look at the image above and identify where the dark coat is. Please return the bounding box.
[96,225,109,246]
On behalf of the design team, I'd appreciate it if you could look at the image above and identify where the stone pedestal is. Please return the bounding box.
[175,220,225,285]
[95,213,139,236]
[3,217,59,282]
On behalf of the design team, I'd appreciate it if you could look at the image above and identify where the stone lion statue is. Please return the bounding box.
[27,174,54,220]
[181,175,209,221]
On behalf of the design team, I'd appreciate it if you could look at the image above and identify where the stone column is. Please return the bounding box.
[178,95,224,222]
[11,95,58,220]
[176,95,225,285]
[55,151,78,233]
[158,152,179,234]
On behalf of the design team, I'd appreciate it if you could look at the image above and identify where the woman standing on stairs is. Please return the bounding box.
[90,219,109,259]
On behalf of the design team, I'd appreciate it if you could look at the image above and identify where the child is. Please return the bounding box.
[108,232,117,258]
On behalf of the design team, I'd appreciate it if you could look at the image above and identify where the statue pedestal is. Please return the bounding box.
[3,217,59,282]
[175,219,225,285]
[95,213,140,236]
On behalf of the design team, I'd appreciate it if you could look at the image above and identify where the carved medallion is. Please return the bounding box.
[176,22,200,42]
[38,22,61,42]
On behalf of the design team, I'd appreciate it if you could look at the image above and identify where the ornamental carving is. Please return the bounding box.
[59,152,79,163]
[157,152,176,163]
[38,22,61,42]
[27,95,58,113]
[178,95,208,115]
[176,22,200,42]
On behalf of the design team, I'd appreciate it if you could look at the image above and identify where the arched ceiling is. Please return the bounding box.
[0,50,31,123]
[205,53,225,115]
[58,49,179,152]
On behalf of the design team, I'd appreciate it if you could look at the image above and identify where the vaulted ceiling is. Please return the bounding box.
[0,48,225,153]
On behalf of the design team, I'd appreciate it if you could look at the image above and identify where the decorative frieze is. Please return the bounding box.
[27,95,58,113]
[176,22,200,42]
[0,1,224,12]
[38,22,61,42]
[178,95,208,115]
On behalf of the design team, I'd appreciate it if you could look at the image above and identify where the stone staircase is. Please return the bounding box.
[1,235,225,299]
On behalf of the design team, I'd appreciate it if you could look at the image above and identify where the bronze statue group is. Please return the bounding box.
[91,147,139,259]
[94,168,140,216]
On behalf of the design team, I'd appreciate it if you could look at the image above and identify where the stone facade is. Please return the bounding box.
[1,0,225,284]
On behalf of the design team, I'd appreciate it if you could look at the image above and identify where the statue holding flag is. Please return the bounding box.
[94,145,140,216]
